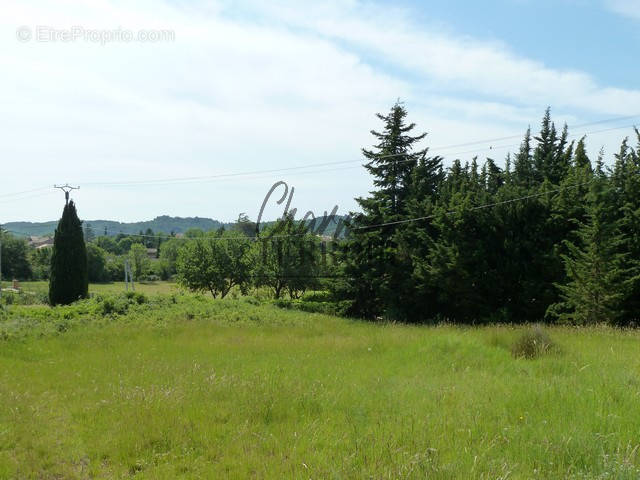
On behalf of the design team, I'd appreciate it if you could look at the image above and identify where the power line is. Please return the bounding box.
[73,118,638,188]
[430,114,640,151]
[0,191,57,204]
[5,176,596,242]
[2,115,637,196]
[0,187,51,199]
[353,181,593,231]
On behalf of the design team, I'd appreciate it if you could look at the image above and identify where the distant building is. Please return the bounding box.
[28,236,54,249]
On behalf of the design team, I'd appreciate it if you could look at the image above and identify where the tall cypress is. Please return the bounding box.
[49,201,89,305]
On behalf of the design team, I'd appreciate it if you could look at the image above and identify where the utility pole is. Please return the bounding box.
[54,184,80,205]
[124,259,135,292]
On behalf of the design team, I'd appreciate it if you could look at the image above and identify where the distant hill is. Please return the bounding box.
[4,214,348,238]
[5,216,227,237]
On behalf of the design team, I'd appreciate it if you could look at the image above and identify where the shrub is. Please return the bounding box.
[273,298,352,316]
[511,325,555,359]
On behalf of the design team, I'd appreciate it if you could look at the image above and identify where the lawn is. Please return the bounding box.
[1,296,639,478]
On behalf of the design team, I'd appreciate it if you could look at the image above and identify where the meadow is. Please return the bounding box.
[1,293,640,479]
[17,280,181,296]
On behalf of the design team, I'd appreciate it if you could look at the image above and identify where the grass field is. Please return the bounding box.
[1,296,640,478]
[16,280,181,296]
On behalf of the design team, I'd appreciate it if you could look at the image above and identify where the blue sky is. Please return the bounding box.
[400,0,640,89]
[1,0,639,223]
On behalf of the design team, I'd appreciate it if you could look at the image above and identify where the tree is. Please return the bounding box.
[157,238,183,279]
[30,246,52,280]
[0,232,32,280]
[94,235,120,254]
[547,175,636,325]
[177,230,251,298]
[234,213,257,238]
[117,237,136,253]
[611,132,640,324]
[253,216,320,299]
[336,102,440,319]
[512,127,534,187]
[128,243,150,281]
[87,243,108,282]
[49,201,88,305]
[184,228,205,238]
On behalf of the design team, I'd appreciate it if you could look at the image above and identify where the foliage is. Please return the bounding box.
[49,201,89,306]
[157,238,182,279]
[336,101,442,320]
[177,230,252,298]
[29,246,52,280]
[335,103,640,325]
[252,215,320,299]
[0,231,32,280]
[128,243,151,281]
[87,243,109,283]
[548,174,637,325]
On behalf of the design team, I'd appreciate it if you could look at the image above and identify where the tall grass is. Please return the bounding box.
[1,297,639,478]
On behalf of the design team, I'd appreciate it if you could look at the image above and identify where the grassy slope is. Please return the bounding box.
[1,299,640,479]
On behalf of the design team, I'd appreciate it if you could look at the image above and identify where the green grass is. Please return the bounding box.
[16,280,181,296]
[1,298,640,478]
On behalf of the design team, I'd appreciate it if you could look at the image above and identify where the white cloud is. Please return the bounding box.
[606,0,640,20]
[0,0,636,223]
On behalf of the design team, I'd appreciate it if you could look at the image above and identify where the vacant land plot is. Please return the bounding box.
[1,297,639,478]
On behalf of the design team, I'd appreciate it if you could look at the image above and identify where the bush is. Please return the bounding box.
[273,298,352,316]
[511,325,555,359]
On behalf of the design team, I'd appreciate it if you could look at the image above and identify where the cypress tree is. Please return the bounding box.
[49,201,89,305]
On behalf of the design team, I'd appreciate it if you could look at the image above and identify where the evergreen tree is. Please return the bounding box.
[49,201,88,305]
[336,102,440,319]
[612,133,640,324]
[512,127,534,187]
[547,175,636,325]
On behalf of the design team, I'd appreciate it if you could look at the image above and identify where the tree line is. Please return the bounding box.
[333,104,640,326]
[3,103,639,325]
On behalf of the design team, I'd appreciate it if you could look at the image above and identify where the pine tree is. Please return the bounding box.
[336,102,440,320]
[49,201,89,305]
[360,101,430,219]
[548,175,635,325]
[513,127,534,187]
[612,133,640,324]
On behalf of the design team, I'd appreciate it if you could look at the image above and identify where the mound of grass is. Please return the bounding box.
[511,324,556,359]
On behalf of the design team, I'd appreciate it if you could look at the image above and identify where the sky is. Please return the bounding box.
[1,0,639,224]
